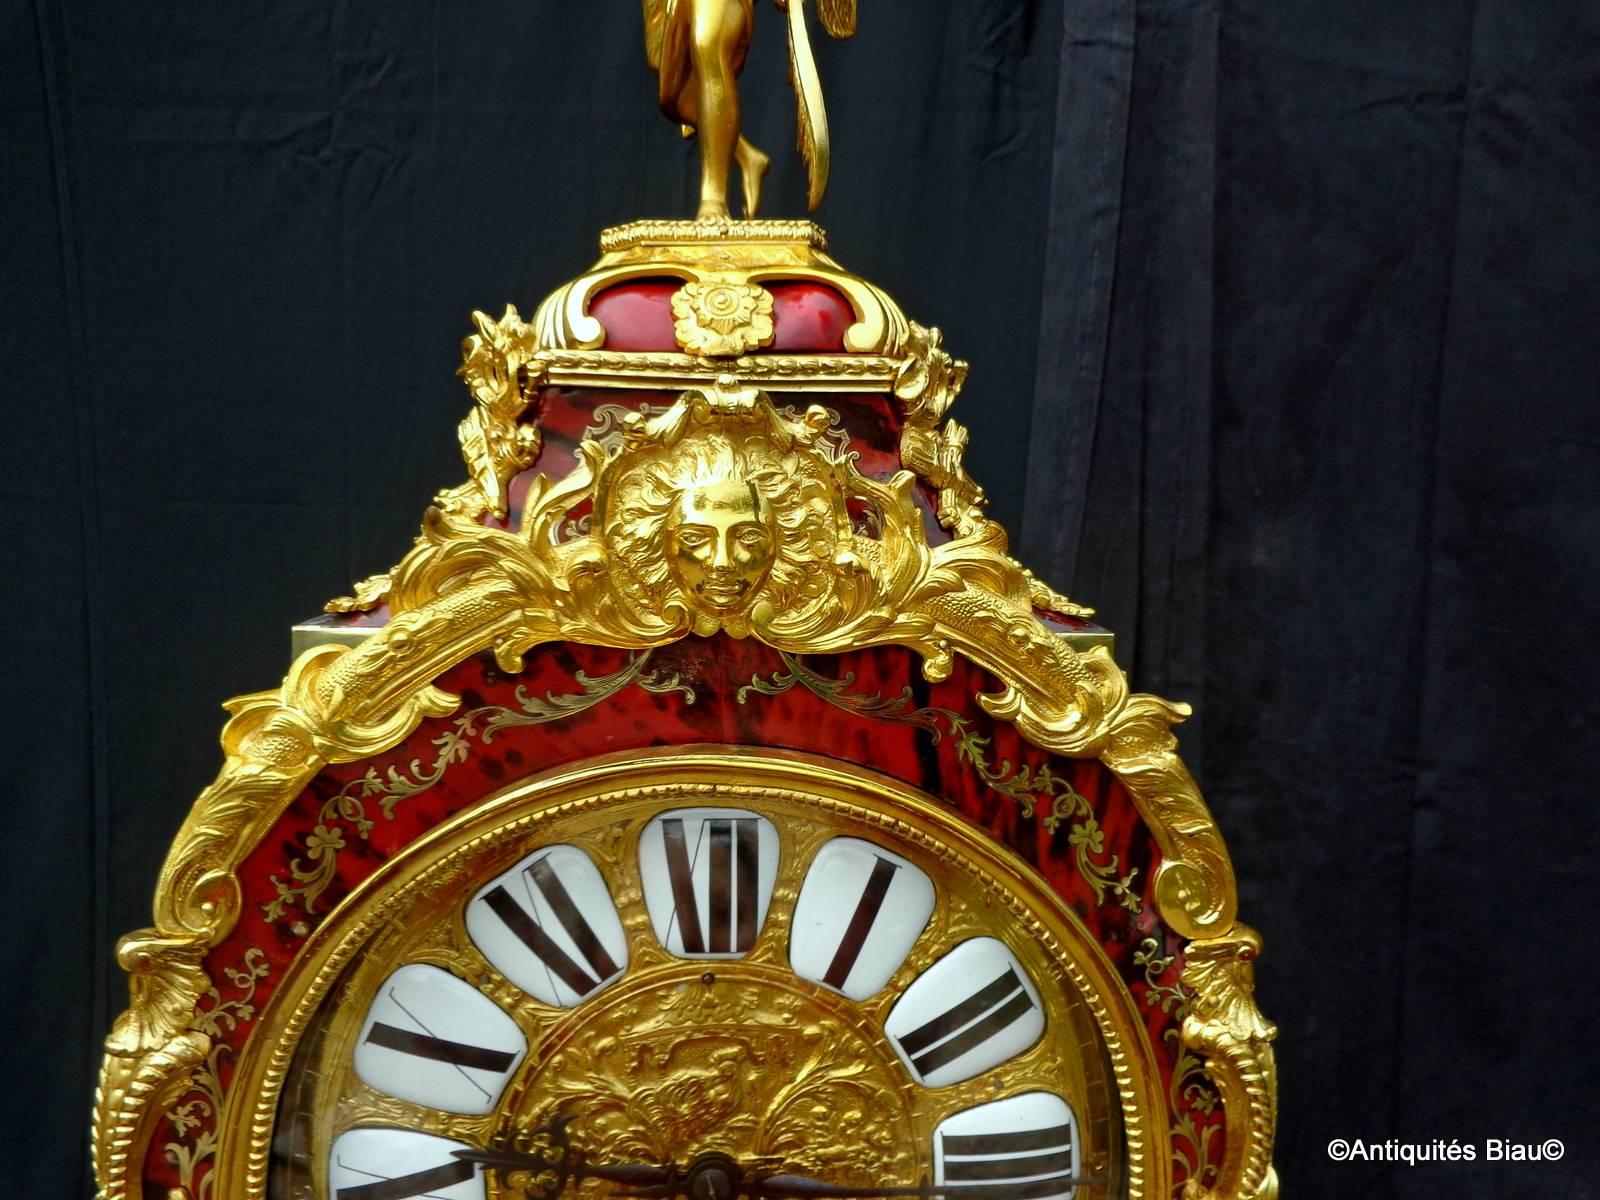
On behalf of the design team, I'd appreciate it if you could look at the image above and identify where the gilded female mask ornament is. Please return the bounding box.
[599,381,872,638]
[356,375,1235,951]
[667,480,777,614]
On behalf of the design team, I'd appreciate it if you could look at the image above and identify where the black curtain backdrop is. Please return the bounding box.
[5,2,1598,1197]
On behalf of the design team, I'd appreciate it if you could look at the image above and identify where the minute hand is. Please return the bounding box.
[453,1146,671,1185]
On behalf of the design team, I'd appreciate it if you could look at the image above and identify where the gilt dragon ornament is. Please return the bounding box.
[94,232,1275,1200]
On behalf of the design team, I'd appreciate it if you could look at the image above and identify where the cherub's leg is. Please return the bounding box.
[687,0,747,219]
[735,136,769,218]
[685,82,767,217]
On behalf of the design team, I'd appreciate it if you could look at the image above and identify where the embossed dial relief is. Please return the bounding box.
[465,844,628,1007]
[934,1092,1081,1200]
[884,936,1046,1086]
[789,836,935,1000]
[353,964,526,1115]
[639,807,779,958]
[328,1128,485,1200]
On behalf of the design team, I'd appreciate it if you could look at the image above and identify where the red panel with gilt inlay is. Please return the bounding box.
[146,637,1220,1197]
[589,280,854,353]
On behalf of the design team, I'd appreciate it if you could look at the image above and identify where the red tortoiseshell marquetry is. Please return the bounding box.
[158,636,1211,1196]
[588,280,855,353]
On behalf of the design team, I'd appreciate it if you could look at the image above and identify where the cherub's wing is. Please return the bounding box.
[815,0,857,39]
[642,0,669,69]
[785,0,831,209]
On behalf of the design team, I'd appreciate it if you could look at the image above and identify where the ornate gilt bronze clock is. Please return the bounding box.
[92,8,1278,1200]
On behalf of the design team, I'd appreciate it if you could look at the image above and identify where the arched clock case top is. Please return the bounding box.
[92,221,1277,1200]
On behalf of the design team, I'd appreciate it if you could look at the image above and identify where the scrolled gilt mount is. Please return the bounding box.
[96,228,1274,1200]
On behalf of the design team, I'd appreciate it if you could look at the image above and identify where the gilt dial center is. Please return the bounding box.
[688,1157,738,1200]
[497,960,918,1195]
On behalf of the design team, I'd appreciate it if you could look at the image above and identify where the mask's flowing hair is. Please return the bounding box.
[609,430,838,611]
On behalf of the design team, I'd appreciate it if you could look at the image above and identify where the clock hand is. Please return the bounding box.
[461,1134,1112,1200]
[579,1163,678,1186]
[454,1117,678,1200]
[454,1145,671,1184]
[601,1152,743,1198]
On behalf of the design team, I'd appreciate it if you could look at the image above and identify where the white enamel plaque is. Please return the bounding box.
[884,936,1046,1086]
[934,1092,1081,1199]
[639,807,779,958]
[465,844,629,1007]
[353,963,526,1116]
[328,1127,485,1200]
[788,836,935,1000]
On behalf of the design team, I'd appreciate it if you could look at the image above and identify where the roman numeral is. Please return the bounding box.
[661,817,704,953]
[789,838,935,1001]
[526,856,621,980]
[334,1158,474,1200]
[466,846,628,1010]
[643,809,777,961]
[480,854,620,999]
[895,966,1038,1077]
[942,1124,1075,1157]
[354,966,525,1114]
[662,816,761,953]
[940,1123,1077,1199]
[364,1023,516,1073]
[821,854,900,988]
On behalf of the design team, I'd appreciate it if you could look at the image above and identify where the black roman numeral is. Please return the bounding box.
[822,854,901,989]
[662,817,704,953]
[335,1158,474,1200]
[363,1023,516,1073]
[663,816,760,953]
[526,856,620,979]
[481,853,619,998]
[940,1123,1077,1198]
[895,967,1037,1077]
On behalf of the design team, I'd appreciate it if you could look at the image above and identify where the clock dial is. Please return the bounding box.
[788,836,935,1000]
[327,1128,484,1200]
[353,964,527,1115]
[255,763,1144,1200]
[465,844,629,1007]
[933,1092,1081,1200]
[884,937,1046,1086]
[638,807,780,958]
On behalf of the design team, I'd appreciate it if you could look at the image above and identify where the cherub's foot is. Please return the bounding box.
[696,199,731,221]
[737,139,770,218]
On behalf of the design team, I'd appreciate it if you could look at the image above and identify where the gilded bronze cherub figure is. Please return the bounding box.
[643,0,859,219]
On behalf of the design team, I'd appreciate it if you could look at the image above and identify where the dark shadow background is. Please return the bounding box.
[5,1,1598,1196]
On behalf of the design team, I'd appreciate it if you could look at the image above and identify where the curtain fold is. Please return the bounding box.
[1026,2,1600,1196]
[1023,0,1217,728]
[1020,0,1135,596]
